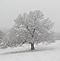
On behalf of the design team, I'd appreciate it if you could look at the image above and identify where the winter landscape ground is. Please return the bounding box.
[0,40,60,61]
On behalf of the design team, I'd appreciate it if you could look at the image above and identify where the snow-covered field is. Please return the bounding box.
[0,40,60,61]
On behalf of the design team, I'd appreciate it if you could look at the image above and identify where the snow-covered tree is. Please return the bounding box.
[0,30,5,44]
[7,10,54,50]
[0,30,6,48]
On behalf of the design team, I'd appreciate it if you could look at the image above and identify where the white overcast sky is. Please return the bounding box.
[0,0,60,32]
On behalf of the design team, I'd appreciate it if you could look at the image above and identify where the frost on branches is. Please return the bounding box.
[3,10,55,50]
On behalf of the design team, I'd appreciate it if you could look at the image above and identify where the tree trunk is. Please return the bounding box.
[31,43,35,50]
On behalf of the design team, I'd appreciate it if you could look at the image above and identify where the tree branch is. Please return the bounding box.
[22,40,27,44]
[26,26,36,38]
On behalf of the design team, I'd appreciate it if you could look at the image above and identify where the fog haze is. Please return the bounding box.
[0,0,60,32]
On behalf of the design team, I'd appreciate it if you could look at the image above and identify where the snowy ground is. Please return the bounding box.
[0,40,60,61]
